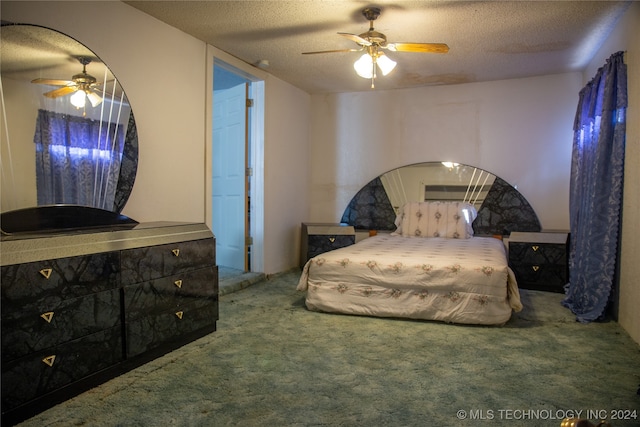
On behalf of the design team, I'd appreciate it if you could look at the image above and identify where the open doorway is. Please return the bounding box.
[211,60,264,275]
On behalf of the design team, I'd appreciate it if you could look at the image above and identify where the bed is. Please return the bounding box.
[297,200,523,325]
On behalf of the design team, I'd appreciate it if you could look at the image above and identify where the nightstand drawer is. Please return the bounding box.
[300,223,355,267]
[510,264,567,292]
[307,234,355,258]
[508,232,568,293]
[509,242,566,265]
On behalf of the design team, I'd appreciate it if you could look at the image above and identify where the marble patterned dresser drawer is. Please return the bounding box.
[1,252,121,361]
[123,266,218,357]
[1,288,121,363]
[1,326,122,412]
[123,267,218,319]
[125,298,218,358]
[1,252,120,309]
[120,238,215,284]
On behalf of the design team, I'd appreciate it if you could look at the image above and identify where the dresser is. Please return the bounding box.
[300,223,356,268]
[121,238,218,358]
[1,223,218,425]
[508,231,568,293]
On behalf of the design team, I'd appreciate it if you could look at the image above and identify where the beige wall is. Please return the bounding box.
[0,78,37,210]
[307,73,581,231]
[263,77,311,273]
[585,2,639,344]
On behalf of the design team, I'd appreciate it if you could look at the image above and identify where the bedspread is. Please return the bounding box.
[297,234,522,325]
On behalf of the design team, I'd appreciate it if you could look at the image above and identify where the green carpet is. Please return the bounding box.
[17,270,640,427]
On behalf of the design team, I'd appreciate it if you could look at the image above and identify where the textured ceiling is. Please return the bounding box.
[125,1,631,94]
[1,24,119,96]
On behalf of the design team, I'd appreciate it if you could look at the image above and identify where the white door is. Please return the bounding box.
[212,83,248,270]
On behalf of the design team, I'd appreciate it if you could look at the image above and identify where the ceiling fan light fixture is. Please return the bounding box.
[304,7,448,89]
[70,90,86,108]
[354,50,397,83]
[376,52,397,76]
[354,53,374,78]
[86,91,103,107]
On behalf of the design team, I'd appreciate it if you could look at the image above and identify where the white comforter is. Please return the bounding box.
[297,234,522,325]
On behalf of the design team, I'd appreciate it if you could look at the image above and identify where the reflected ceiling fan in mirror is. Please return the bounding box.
[31,56,104,109]
[302,7,449,88]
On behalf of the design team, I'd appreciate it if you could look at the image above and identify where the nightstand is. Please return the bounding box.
[508,232,569,293]
[300,223,355,268]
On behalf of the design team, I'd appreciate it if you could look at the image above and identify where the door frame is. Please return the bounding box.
[205,52,264,273]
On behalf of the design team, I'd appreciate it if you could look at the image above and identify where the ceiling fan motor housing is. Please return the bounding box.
[362,7,381,21]
[71,73,97,86]
[359,8,386,47]
[359,30,387,46]
[73,56,97,85]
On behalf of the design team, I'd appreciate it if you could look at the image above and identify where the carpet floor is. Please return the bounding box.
[16,270,640,427]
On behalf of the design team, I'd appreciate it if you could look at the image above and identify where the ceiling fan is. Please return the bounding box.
[31,56,104,108]
[303,7,449,88]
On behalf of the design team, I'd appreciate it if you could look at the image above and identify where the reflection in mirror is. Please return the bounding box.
[341,162,541,236]
[380,162,495,213]
[0,23,138,218]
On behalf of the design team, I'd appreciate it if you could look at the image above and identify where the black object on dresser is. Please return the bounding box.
[1,223,218,426]
[508,232,569,293]
[300,223,356,268]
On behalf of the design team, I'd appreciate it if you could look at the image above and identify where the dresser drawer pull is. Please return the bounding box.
[42,355,56,367]
[531,245,539,252]
[172,249,180,257]
[40,311,55,323]
[39,268,53,279]
[175,311,184,319]
[532,265,540,272]
[329,237,336,243]
[174,280,183,288]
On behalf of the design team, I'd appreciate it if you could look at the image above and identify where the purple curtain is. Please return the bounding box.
[562,51,627,322]
[34,109,126,210]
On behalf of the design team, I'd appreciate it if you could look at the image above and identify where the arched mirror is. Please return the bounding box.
[0,23,138,232]
[341,162,541,236]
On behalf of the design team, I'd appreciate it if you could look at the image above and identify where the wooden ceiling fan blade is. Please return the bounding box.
[32,78,74,86]
[302,48,362,55]
[43,85,78,98]
[338,32,371,46]
[387,43,450,53]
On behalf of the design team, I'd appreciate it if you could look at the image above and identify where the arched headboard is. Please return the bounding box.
[340,162,541,236]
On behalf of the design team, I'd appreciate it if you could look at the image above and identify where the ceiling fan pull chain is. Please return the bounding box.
[371,61,376,89]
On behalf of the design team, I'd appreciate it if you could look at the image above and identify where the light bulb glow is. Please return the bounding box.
[377,53,397,76]
[70,90,86,108]
[354,51,397,82]
[354,53,374,78]
[86,91,103,107]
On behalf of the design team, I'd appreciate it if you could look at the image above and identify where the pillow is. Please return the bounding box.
[395,201,477,239]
